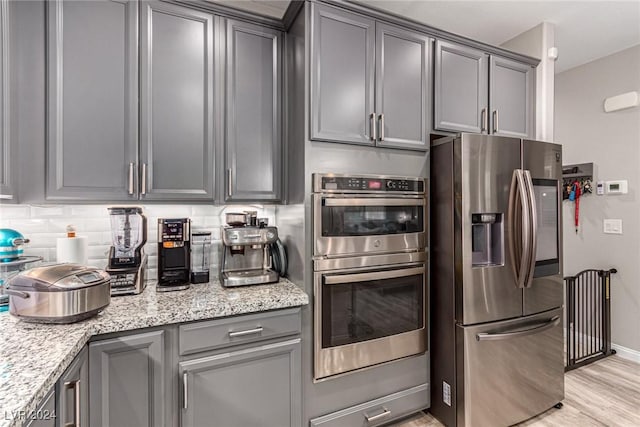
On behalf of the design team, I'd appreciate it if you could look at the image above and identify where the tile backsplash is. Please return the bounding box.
[0,204,277,280]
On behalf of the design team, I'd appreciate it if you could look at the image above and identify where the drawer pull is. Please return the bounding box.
[228,326,264,338]
[364,407,391,423]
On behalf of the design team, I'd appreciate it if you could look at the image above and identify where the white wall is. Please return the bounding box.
[0,204,276,280]
[501,22,556,141]
[555,45,640,354]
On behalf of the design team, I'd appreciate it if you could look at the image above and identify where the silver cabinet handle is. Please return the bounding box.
[227,168,233,197]
[128,163,134,195]
[364,407,391,422]
[493,110,499,133]
[378,113,384,141]
[141,163,147,195]
[369,113,377,141]
[477,316,560,341]
[63,379,81,427]
[183,372,188,410]
[481,108,487,133]
[228,326,264,338]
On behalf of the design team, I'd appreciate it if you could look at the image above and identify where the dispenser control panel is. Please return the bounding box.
[159,219,190,248]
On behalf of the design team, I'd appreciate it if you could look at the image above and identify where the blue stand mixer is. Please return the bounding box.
[0,229,41,312]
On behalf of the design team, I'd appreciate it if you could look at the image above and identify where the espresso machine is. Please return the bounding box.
[106,207,148,295]
[220,213,281,287]
[157,218,191,292]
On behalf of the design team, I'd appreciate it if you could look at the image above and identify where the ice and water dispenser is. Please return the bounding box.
[471,213,504,267]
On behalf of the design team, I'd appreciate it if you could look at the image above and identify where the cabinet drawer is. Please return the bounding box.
[309,383,429,427]
[179,308,301,355]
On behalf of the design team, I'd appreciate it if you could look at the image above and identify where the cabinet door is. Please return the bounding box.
[375,23,431,151]
[0,0,13,201]
[57,347,88,427]
[310,4,375,145]
[46,0,138,201]
[89,331,166,427]
[23,388,55,427]
[490,55,534,138]
[140,1,215,200]
[434,40,488,134]
[180,338,301,427]
[225,19,282,202]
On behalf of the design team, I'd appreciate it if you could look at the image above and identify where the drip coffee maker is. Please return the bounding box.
[106,207,148,295]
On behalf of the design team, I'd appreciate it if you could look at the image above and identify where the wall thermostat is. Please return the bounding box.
[605,180,628,194]
[596,181,605,195]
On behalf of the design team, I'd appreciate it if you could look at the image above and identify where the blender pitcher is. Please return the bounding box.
[191,231,212,284]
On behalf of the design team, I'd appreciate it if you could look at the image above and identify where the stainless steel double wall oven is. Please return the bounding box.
[312,173,428,380]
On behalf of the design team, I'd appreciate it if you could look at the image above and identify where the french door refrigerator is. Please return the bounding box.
[431,133,564,426]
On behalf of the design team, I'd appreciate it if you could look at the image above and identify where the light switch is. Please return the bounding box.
[603,219,623,234]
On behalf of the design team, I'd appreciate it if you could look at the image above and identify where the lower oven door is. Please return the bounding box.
[314,262,427,380]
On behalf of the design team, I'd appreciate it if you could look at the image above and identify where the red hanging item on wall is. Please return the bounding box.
[574,181,582,234]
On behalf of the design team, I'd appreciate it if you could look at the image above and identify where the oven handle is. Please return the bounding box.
[323,267,424,285]
[323,198,424,207]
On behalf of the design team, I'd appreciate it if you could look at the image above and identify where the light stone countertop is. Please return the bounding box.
[0,279,309,427]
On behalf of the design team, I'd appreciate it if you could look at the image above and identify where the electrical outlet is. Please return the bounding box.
[443,381,451,406]
[603,219,623,234]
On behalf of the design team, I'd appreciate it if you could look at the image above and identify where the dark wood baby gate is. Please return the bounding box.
[564,268,617,371]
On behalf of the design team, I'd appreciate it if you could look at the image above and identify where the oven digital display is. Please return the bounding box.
[367,180,382,190]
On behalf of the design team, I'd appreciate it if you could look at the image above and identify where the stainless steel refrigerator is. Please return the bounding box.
[430,133,564,426]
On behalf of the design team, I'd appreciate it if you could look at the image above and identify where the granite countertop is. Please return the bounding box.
[0,279,308,427]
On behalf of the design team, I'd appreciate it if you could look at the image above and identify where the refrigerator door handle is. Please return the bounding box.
[476,316,560,341]
[508,169,531,288]
[523,170,538,288]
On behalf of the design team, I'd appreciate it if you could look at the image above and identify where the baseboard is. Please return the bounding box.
[611,343,640,363]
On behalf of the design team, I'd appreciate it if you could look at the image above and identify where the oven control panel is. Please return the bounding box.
[317,175,424,193]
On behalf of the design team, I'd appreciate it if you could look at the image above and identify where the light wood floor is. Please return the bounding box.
[390,355,640,427]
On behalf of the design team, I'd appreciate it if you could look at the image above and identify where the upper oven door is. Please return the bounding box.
[313,194,427,257]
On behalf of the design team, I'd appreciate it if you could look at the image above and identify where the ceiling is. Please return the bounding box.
[208,0,640,73]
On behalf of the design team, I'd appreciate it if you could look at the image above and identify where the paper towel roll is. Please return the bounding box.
[56,236,88,265]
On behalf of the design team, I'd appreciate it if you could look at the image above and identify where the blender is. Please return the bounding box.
[106,207,148,295]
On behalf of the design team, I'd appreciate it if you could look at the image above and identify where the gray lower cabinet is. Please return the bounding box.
[375,23,431,151]
[22,388,55,427]
[46,0,138,201]
[57,346,89,427]
[224,19,282,202]
[309,384,429,427]
[434,39,535,138]
[310,3,375,145]
[89,330,166,427]
[434,40,488,134]
[489,55,535,138]
[179,338,302,427]
[140,1,215,201]
[0,0,13,201]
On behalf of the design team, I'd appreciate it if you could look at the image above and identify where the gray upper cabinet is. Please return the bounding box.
[311,4,375,145]
[46,0,138,201]
[57,347,89,427]
[434,40,488,134]
[490,55,534,138]
[0,0,13,201]
[434,39,535,138]
[224,19,282,202]
[375,23,431,151]
[89,330,166,427]
[180,338,302,427]
[140,1,215,200]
